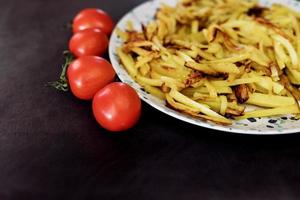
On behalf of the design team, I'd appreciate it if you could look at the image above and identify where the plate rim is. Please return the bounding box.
[109,0,300,135]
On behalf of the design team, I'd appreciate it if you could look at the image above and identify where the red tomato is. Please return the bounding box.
[73,8,114,35]
[67,56,115,100]
[92,82,141,132]
[69,28,108,57]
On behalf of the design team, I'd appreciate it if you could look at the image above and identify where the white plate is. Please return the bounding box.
[109,0,300,135]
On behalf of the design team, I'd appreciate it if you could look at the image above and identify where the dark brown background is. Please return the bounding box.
[1,0,300,199]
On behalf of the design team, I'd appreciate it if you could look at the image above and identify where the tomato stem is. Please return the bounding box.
[47,51,74,91]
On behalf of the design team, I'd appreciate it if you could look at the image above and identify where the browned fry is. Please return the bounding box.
[165,93,200,114]
[166,97,231,125]
[185,62,217,75]
[221,32,243,52]
[126,31,145,43]
[184,71,203,87]
[255,17,292,41]
[247,6,269,17]
[279,75,300,100]
[123,41,155,53]
[189,113,233,125]
[207,25,221,43]
[226,107,245,116]
[233,84,250,104]
[161,83,170,93]
[145,21,158,41]
[249,61,271,76]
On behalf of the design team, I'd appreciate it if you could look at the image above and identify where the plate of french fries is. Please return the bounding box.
[109,0,300,134]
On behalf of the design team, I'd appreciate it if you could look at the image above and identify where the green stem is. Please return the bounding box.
[47,51,74,91]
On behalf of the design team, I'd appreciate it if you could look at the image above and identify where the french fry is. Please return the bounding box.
[246,93,296,108]
[161,76,185,90]
[177,51,195,62]
[205,53,249,63]
[197,99,245,115]
[274,41,288,70]
[209,63,240,74]
[166,94,200,113]
[219,96,228,116]
[136,75,163,87]
[236,104,299,120]
[191,20,199,34]
[186,62,217,75]
[182,85,232,96]
[139,63,150,76]
[117,48,137,77]
[197,99,220,112]
[270,63,280,81]
[145,21,157,40]
[286,69,300,85]
[211,77,261,87]
[272,34,299,68]
[116,28,128,41]
[279,74,300,100]
[150,61,191,80]
[131,47,152,56]
[157,21,168,41]
[286,68,300,84]
[206,42,223,54]
[190,113,233,125]
[126,20,134,31]
[169,90,232,123]
[193,93,215,101]
[135,53,157,68]
[197,48,217,60]
[143,85,166,100]
[204,80,218,99]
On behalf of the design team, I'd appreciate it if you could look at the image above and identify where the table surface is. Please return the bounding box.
[1,0,300,199]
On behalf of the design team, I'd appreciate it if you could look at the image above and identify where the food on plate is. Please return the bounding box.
[72,8,115,35]
[67,56,115,100]
[116,0,300,125]
[69,28,108,57]
[93,82,142,131]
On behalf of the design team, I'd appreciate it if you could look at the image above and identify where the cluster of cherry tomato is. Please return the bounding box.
[66,8,141,132]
